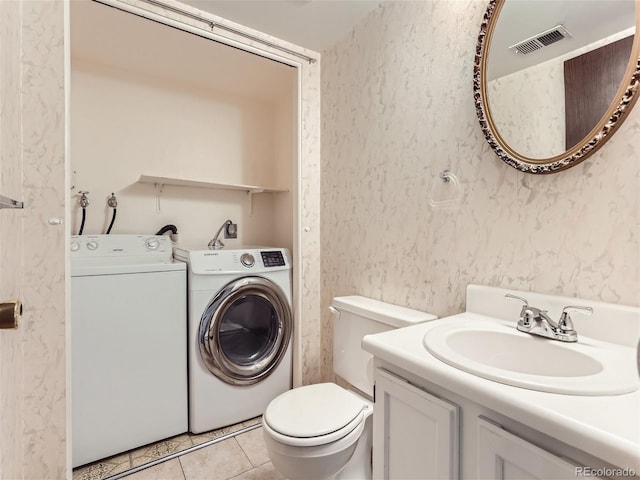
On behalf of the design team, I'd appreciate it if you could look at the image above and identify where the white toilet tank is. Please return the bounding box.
[331,296,437,396]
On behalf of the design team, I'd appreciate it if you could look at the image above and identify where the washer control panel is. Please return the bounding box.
[70,234,173,263]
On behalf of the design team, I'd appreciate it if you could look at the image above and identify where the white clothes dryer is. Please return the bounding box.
[173,247,293,434]
[71,234,187,467]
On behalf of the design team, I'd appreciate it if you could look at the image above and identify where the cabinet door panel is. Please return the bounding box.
[477,417,593,480]
[373,369,459,480]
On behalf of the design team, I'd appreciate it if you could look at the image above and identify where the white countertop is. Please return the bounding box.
[363,313,640,472]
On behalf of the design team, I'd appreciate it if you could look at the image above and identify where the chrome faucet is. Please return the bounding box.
[208,219,232,250]
[505,294,593,342]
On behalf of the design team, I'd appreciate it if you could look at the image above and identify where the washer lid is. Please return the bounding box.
[264,383,365,439]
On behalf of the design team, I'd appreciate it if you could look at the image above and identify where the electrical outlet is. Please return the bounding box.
[224,223,238,239]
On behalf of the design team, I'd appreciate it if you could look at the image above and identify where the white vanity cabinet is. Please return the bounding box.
[477,418,587,480]
[373,369,459,480]
[372,366,609,480]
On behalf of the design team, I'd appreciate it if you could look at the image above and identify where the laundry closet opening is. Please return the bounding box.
[70,0,297,249]
[69,0,299,475]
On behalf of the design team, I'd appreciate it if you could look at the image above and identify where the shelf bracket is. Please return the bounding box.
[154,183,164,214]
[247,189,264,216]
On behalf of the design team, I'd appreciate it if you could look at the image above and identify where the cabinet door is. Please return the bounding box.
[477,417,596,480]
[373,369,459,480]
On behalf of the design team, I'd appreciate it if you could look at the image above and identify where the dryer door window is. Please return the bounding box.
[199,276,292,386]
[218,294,279,366]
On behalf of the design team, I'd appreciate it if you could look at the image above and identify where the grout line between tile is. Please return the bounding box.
[223,441,255,480]
[234,434,269,470]
[104,423,262,480]
[232,437,257,473]
[234,435,253,468]
[177,455,187,480]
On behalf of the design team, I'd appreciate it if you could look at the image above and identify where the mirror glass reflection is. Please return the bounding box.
[486,0,636,160]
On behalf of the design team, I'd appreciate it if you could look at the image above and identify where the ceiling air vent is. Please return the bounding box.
[509,25,572,55]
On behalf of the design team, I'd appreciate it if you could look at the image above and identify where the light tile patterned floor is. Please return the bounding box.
[72,417,280,480]
[126,430,283,480]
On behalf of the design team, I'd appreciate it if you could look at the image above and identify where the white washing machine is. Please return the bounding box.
[71,234,188,467]
[173,247,293,434]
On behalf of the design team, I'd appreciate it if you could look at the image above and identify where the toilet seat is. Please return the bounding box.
[263,383,367,447]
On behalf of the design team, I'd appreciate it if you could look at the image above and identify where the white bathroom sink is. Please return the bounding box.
[423,319,639,395]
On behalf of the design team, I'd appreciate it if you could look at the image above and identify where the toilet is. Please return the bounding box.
[262,295,437,480]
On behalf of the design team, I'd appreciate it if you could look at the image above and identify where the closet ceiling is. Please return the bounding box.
[179,0,382,52]
[71,1,294,102]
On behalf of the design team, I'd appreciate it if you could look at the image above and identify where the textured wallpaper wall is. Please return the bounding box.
[0,2,25,477]
[320,1,640,380]
[0,1,67,478]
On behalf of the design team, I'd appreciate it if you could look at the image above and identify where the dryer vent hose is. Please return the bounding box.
[155,224,179,243]
[155,224,178,236]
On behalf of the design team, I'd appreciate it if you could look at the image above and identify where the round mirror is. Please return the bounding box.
[474,0,640,173]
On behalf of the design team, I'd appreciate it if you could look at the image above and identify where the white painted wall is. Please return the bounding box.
[71,56,295,250]
[272,89,296,251]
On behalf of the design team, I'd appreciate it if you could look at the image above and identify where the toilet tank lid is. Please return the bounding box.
[331,296,437,328]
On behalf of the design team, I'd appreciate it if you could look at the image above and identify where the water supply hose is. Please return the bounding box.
[105,209,117,234]
[105,193,117,234]
[78,191,89,235]
[78,208,86,235]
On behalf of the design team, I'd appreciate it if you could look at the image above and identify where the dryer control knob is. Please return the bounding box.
[145,238,160,250]
[240,253,255,268]
[86,241,98,251]
[70,241,80,252]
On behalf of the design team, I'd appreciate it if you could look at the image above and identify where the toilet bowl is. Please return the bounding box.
[262,296,437,480]
[263,383,372,480]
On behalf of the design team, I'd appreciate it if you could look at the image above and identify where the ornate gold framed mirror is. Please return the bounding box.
[474,0,640,174]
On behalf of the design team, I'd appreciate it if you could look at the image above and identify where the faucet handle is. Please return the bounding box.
[558,305,593,332]
[504,294,528,306]
[505,294,535,326]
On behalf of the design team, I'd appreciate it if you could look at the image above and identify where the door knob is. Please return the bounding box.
[0,300,22,329]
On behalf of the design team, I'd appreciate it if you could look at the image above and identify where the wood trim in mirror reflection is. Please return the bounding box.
[473,0,640,174]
